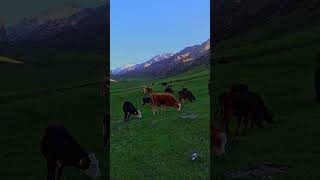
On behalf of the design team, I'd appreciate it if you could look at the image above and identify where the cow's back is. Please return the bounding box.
[151,93,175,105]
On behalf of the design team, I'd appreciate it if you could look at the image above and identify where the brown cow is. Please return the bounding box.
[178,89,195,103]
[150,93,181,115]
[216,90,274,136]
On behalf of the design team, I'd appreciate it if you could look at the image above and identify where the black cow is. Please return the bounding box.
[182,88,188,92]
[178,90,196,103]
[165,87,174,94]
[161,82,168,86]
[142,97,151,107]
[41,124,100,180]
[102,114,109,151]
[123,101,142,121]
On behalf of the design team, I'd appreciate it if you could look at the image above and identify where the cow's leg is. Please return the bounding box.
[46,161,56,180]
[152,106,156,116]
[124,112,130,122]
[126,113,130,121]
[57,166,64,180]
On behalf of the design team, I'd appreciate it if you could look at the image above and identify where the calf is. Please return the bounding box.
[150,93,181,115]
[123,101,142,121]
[161,82,168,86]
[211,124,227,156]
[141,97,151,107]
[41,124,100,180]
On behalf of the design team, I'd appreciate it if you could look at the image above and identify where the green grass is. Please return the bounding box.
[213,17,320,179]
[110,66,210,179]
[0,51,108,179]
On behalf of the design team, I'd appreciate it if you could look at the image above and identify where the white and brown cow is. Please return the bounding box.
[150,93,181,115]
[142,86,153,94]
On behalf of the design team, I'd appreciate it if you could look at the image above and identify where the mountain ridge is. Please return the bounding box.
[112,39,210,78]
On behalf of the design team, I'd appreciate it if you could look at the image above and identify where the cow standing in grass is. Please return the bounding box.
[41,124,100,180]
[123,101,142,121]
[141,97,151,107]
[165,86,174,94]
[216,89,274,136]
[150,93,181,115]
[178,89,196,103]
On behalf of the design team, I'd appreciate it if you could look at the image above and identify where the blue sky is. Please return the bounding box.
[111,0,210,69]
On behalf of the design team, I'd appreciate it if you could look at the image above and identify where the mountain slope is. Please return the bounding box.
[114,39,210,78]
[5,3,108,51]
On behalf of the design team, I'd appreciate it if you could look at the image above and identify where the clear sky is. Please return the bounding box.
[111,0,210,69]
[0,0,105,25]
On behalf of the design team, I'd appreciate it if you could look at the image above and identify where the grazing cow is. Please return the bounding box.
[161,82,168,86]
[216,90,274,135]
[150,93,181,115]
[178,90,196,103]
[41,125,100,180]
[211,124,227,156]
[141,97,151,107]
[123,101,142,121]
[102,114,109,151]
[99,77,107,96]
[142,86,153,94]
[165,87,174,94]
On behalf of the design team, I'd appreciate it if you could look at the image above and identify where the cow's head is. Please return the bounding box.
[83,153,101,179]
[134,110,142,119]
[175,102,182,111]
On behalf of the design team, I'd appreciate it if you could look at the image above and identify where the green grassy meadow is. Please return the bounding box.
[212,16,320,179]
[0,51,108,179]
[110,66,210,179]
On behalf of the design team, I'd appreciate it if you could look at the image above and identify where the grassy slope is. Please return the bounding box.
[0,51,107,179]
[110,66,210,179]
[213,12,320,179]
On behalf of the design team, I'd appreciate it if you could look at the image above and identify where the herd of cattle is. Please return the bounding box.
[211,83,275,156]
[123,82,196,121]
[39,79,273,179]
